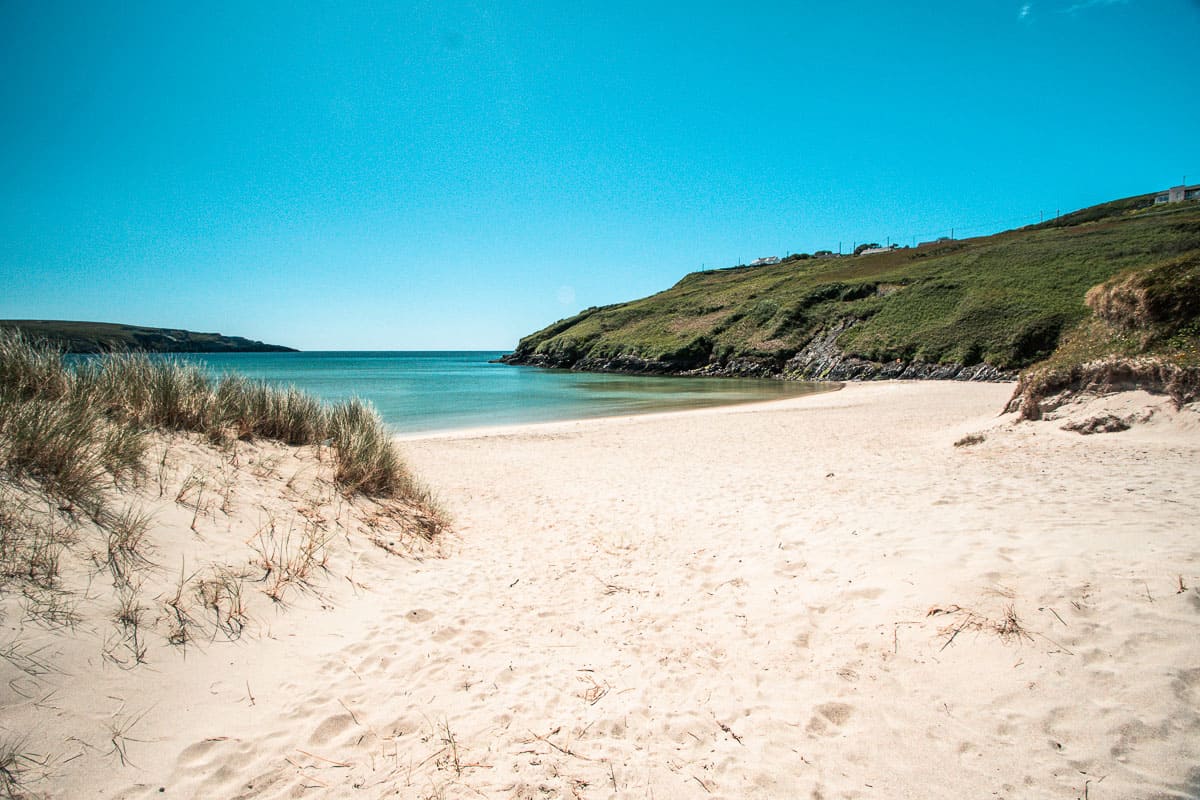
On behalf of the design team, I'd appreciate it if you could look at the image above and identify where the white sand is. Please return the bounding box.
[4,381,1200,799]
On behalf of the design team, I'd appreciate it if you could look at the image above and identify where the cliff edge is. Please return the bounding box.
[0,320,298,354]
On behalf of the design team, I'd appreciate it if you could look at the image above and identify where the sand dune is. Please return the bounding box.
[4,381,1199,799]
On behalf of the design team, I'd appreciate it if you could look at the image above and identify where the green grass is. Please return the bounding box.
[1007,250,1200,416]
[507,194,1200,375]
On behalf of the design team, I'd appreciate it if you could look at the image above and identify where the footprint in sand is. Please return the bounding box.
[175,736,265,790]
[177,737,234,768]
[845,585,884,601]
[405,608,434,623]
[806,702,854,736]
[775,559,807,579]
[308,712,357,747]
[431,625,460,643]
[1172,667,1200,703]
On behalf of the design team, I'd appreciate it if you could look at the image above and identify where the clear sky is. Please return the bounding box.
[1,1,1197,350]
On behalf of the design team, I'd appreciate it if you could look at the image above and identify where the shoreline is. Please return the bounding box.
[393,380,853,441]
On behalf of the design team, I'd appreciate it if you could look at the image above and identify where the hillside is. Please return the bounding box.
[0,320,297,353]
[503,194,1200,391]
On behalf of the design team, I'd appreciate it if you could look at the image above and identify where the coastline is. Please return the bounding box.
[8,380,1200,798]
[391,380,847,441]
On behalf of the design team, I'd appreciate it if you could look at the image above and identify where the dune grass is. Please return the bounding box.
[0,329,424,507]
[0,329,442,624]
[0,735,30,800]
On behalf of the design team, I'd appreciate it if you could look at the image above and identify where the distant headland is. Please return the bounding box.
[0,320,298,354]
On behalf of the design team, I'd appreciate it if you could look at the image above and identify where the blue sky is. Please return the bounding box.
[1,1,1197,350]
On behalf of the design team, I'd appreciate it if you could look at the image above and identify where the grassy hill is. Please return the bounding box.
[0,320,297,354]
[503,193,1200,401]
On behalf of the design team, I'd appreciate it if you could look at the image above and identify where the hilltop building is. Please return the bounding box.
[858,244,900,256]
[749,256,781,266]
[1154,184,1200,204]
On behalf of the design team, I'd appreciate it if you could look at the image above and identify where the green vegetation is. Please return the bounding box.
[506,193,1200,379]
[0,330,442,627]
[0,330,426,507]
[1007,251,1200,417]
[0,320,296,353]
[2,329,445,687]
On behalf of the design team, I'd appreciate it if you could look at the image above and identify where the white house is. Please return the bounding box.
[1154,184,1200,204]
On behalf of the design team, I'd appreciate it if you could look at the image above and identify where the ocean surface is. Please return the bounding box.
[171,351,832,435]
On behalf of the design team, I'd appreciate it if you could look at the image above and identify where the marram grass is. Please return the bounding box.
[0,329,444,681]
[0,329,425,505]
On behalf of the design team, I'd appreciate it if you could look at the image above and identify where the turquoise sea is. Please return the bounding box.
[171,352,831,435]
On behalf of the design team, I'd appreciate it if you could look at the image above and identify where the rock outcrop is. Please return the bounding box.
[502,318,1016,384]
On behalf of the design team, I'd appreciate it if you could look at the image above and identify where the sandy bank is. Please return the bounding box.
[5,381,1199,799]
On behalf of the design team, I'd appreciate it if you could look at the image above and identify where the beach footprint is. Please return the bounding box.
[806,702,854,737]
[308,712,358,747]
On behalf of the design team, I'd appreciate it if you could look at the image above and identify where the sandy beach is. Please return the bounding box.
[5,380,1200,799]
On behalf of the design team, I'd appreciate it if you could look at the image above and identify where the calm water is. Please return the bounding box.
[169,351,832,434]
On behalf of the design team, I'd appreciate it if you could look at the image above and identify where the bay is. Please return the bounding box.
[171,351,833,434]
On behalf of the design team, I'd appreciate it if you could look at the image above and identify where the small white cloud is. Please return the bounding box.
[1061,0,1129,13]
[556,286,576,307]
[1019,3,1033,19]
